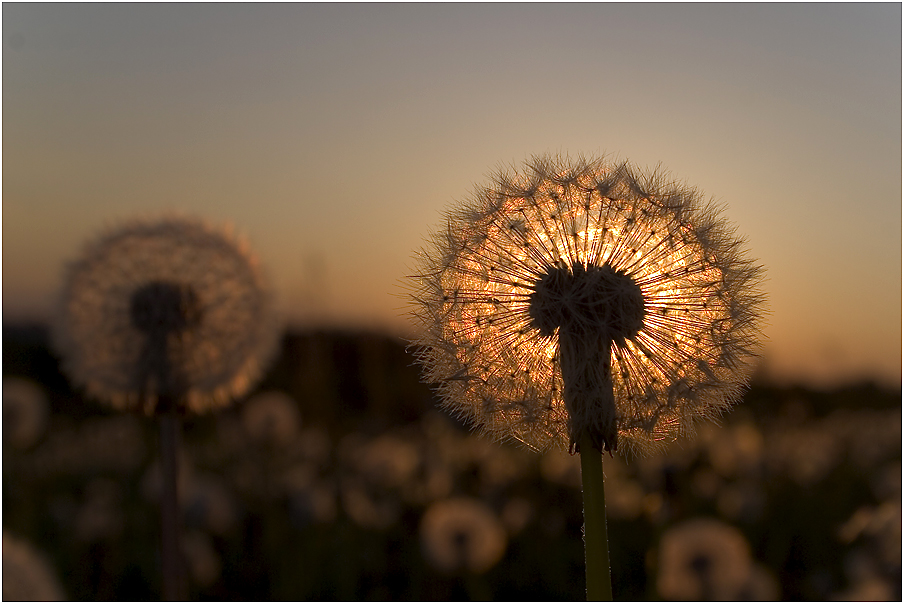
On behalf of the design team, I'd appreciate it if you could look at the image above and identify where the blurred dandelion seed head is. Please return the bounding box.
[241,390,302,447]
[420,497,508,575]
[53,215,281,414]
[656,517,754,601]
[129,281,202,335]
[408,155,764,455]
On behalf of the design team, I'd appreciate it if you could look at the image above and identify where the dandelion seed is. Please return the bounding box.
[408,155,764,456]
[53,215,280,415]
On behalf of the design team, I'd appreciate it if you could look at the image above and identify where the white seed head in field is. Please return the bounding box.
[420,497,508,575]
[656,517,754,601]
[53,216,281,414]
[408,155,765,456]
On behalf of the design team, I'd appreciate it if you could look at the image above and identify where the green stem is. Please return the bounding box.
[579,428,613,601]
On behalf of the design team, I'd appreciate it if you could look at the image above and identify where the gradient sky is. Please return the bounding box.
[3,3,901,388]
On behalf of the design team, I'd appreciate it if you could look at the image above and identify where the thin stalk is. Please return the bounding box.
[159,407,185,601]
[579,428,613,601]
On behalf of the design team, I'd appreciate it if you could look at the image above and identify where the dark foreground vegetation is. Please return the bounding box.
[3,323,901,600]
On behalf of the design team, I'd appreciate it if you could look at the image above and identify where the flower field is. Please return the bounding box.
[3,324,900,600]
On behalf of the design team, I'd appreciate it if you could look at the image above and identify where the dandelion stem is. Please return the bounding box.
[580,427,612,601]
[159,407,185,601]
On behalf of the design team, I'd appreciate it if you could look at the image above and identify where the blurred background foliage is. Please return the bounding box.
[3,323,901,601]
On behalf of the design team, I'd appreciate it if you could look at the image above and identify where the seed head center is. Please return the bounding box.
[528,262,645,343]
[130,281,202,335]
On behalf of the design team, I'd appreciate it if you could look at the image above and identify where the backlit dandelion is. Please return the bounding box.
[53,215,280,415]
[409,155,763,454]
[408,154,765,599]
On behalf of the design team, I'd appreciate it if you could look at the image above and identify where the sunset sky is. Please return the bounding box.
[3,3,901,388]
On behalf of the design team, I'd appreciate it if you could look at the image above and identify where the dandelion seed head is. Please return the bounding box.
[241,390,301,447]
[529,262,645,343]
[53,215,281,414]
[408,155,764,455]
[656,517,754,601]
[420,497,508,574]
[130,281,202,335]
[340,476,400,530]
